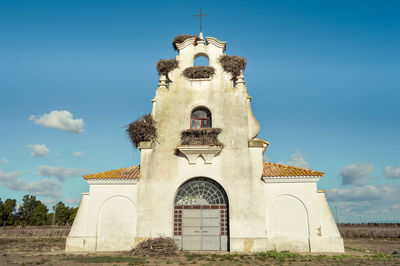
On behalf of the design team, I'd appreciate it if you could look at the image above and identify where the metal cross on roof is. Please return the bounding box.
[193,8,207,33]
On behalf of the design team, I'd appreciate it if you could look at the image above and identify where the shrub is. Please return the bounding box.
[183,66,215,79]
[126,114,157,148]
[181,128,222,146]
[172,34,200,51]
[156,59,179,76]
[219,55,247,80]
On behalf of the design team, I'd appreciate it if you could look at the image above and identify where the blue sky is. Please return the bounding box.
[0,0,399,222]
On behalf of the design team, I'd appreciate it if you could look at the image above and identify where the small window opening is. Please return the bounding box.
[191,108,211,129]
[194,56,209,66]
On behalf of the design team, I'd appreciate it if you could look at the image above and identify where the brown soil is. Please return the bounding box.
[0,237,399,265]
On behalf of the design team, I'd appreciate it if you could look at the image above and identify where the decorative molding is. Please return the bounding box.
[205,37,227,51]
[175,37,197,50]
[262,176,321,183]
[87,179,139,185]
[138,141,154,150]
[177,145,223,164]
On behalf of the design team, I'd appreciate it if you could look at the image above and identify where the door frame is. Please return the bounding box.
[173,177,229,251]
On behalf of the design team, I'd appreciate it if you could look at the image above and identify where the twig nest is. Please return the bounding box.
[126,114,157,148]
[219,55,247,80]
[156,59,179,76]
[183,66,215,79]
[181,128,223,146]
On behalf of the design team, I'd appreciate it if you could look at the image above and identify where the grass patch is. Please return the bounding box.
[370,252,391,261]
[63,256,146,264]
[345,246,367,252]
[256,250,301,262]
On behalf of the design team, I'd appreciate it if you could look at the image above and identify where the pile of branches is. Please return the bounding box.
[126,114,157,148]
[130,237,178,257]
[181,128,223,146]
[183,66,215,79]
[156,59,179,76]
[219,55,247,80]
[172,34,200,51]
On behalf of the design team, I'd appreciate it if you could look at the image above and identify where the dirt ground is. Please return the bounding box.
[0,237,399,265]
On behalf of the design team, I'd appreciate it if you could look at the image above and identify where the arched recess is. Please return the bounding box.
[194,53,210,66]
[266,194,310,252]
[96,196,137,251]
[173,177,229,251]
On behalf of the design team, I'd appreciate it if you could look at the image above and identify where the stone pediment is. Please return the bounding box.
[177,145,223,164]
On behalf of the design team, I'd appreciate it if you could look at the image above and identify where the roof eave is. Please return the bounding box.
[262,175,322,183]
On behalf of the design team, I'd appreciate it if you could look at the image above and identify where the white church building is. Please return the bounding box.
[66,33,344,253]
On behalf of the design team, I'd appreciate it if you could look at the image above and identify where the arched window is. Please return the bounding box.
[191,108,211,129]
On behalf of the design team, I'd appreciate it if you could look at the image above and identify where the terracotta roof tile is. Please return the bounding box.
[263,162,324,177]
[83,166,140,180]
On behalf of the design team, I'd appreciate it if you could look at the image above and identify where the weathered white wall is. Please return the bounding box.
[266,194,310,252]
[65,181,138,252]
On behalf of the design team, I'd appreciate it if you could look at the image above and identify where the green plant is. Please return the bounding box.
[256,250,301,262]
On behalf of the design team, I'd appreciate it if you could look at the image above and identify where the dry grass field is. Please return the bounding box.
[0,225,399,265]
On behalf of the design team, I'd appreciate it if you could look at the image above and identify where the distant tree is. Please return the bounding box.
[0,198,3,225]
[18,195,48,226]
[53,202,79,225]
[46,212,54,226]
[2,199,16,225]
[68,207,78,225]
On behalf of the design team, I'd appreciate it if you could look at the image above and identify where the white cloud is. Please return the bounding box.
[29,110,84,134]
[326,184,400,222]
[0,170,62,197]
[326,185,382,201]
[37,165,85,181]
[27,144,50,157]
[339,162,374,186]
[1,158,9,165]
[73,152,83,157]
[64,198,81,207]
[384,165,400,179]
[281,151,309,168]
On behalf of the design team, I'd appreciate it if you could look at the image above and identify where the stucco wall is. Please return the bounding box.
[65,181,138,252]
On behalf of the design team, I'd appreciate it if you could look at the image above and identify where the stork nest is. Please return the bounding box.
[126,114,157,148]
[172,34,201,51]
[156,59,179,76]
[181,128,223,146]
[183,66,215,79]
[130,237,178,257]
[219,55,247,80]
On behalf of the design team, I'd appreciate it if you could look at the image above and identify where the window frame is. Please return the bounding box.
[190,108,211,129]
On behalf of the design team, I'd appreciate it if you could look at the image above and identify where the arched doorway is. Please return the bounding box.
[173,177,229,251]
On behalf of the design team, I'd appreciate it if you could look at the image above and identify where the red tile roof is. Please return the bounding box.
[263,162,324,177]
[83,166,140,180]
